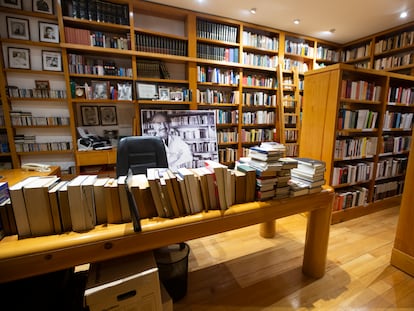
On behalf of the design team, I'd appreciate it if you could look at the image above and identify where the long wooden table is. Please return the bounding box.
[0,166,61,186]
[0,187,334,284]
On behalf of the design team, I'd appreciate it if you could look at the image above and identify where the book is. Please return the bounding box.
[177,167,204,214]
[197,166,219,210]
[190,167,211,211]
[0,182,9,205]
[103,178,122,224]
[125,170,142,232]
[23,176,60,236]
[117,176,132,222]
[93,177,110,224]
[204,160,230,210]
[48,180,68,234]
[158,168,181,217]
[9,176,40,237]
[164,169,186,215]
[67,175,97,232]
[0,199,16,236]
[176,173,191,215]
[128,173,158,219]
[235,163,256,202]
[231,169,246,204]
[57,182,72,232]
[147,168,169,218]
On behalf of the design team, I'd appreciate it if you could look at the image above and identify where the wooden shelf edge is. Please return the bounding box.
[391,248,414,278]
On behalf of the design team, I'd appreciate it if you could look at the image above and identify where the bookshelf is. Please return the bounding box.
[301,63,414,224]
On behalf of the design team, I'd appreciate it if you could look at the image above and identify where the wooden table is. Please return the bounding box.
[0,166,61,187]
[0,187,334,284]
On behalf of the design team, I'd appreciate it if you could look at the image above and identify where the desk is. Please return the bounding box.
[0,187,334,284]
[0,166,61,186]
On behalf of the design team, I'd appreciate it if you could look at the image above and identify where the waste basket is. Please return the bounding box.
[153,243,190,302]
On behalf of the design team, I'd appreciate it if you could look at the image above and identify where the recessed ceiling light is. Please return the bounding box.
[329,28,336,33]
[400,11,408,18]
[250,8,257,14]
[293,19,300,25]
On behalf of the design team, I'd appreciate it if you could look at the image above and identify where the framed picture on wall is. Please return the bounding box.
[0,0,22,9]
[136,82,158,100]
[35,80,50,90]
[100,106,118,126]
[33,0,53,14]
[81,106,100,126]
[8,47,30,69]
[117,83,132,100]
[7,17,30,40]
[158,87,170,101]
[92,80,110,99]
[39,22,59,43]
[42,50,62,71]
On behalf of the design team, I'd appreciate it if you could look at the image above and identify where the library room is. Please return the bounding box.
[0,0,413,310]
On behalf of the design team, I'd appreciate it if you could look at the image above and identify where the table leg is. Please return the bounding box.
[259,220,275,238]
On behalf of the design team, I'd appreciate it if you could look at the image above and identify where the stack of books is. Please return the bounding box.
[290,158,326,195]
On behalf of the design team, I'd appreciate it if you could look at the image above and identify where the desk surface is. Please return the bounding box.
[0,166,61,186]
[0,188,334,283]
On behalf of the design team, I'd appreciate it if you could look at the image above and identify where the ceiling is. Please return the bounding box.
[143,0,414,44]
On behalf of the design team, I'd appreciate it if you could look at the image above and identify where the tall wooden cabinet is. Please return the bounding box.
[301,63,413,224]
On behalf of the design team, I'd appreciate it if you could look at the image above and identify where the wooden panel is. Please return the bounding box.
[76,150,116,165]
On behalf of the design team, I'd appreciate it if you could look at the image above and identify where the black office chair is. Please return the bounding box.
[116,136,168,177]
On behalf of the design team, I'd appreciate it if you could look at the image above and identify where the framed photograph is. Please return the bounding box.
[136,82,158,100]
[170,91,183,101]
[33,0,53,14]
[7,17,30,40]
[117,83,132,100]
[39,22,59,43]
[0,0,22,9]
[100,106,118,126]
[35,80,50,89]
[158,87,170,101]
[8,47,30,69]
[42,50,62,71]
[81,106,100,126]
[92,80,109,99]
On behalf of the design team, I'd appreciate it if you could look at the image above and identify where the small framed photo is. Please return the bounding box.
[0,0,22,9]
[170,91,183,101]
[39,22,59,43]
[92,80,109,99]
[81,106,100,126]
[100,106,118,126]
[158,87,170,101]
[136,82,158,100]
[7,17,30,40]
[8,47,30,69]
[117,83,132,100]
[35,80,50,89]
[33,0,53,14]
[42,50,62,71]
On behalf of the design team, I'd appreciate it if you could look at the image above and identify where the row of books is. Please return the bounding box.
[197,44,239,62]
[241,128,274,143]
[373,53,414,71]
[242,53,278,68]
[242,74,276,88]
[64,27,131,50]
[218,147,238,163]
[285,40,315,58]
[66,0,130,25]
[332,161,374,186]
[137,59,170,79]
[136,33,188,57]
[242,92,277,107]
[242,31,279,50]
[196,89,236,105]
[316,46,340,62]
[387,86,414,105]
[217,129,238,143]
[196,19,238,43]
[337,109,379,130]
[216,110,238,124]
[376,157,408,179]
[197,66,240,85]
[340,43,371,62]
[242,111,275,125]
[334,137,378,160]
[333,186,368,211]
[379,135,411,154]
[7,87,67,99]
[284,129,299,142]
[67,53,133,77]
[373,180,404,202]
[14,141,73,153]
[374,29,414,54]
[10,111,70,126]
[285,144,299,157]
[283,59,309,73]
[383,111,413,129]
[341,79,382,101]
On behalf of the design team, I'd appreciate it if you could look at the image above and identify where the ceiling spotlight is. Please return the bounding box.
[293,19,300,25]
[400,11,408,18]
[250,8,257,14]
[329,28,336,33]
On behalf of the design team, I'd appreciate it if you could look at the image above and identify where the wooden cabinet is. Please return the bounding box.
[301,63,413,224]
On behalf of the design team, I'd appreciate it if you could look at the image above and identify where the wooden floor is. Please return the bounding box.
[173,205,414,310]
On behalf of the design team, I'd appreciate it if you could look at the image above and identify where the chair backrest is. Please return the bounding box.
[116,136,168,177]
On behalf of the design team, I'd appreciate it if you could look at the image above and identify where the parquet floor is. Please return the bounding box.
[174,205,414,310]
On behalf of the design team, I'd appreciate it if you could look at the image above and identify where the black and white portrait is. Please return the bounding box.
[39,22,59,43]
[33,0,53,14]
[92,81,109,99]
[117,83,132,100]
[8,47,30,69]
[0,0,22,9]
[100,106,118,125]
[42,50,62,71]
[7,17,30,40]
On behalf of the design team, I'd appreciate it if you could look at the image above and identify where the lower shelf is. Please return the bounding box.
[331,195,401,224]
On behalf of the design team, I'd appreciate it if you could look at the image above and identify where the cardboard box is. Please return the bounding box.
[84,251,163,311]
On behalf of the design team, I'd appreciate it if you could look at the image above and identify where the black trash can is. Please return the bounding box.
[154,243,190,302]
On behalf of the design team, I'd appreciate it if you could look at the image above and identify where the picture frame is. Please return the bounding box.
[136,82,158,100]
[8,47,30,69]
[117,82,132,100]
[32,0,53,14]
[7,17,30,40]
[158,87,170,101]
[0,0,22,9]
[170,91,184,101]
[100,106,118,126]
[39,22,59,43]
[81,106,100,126]
[35,80,50,90]
[92,80,109,99]
[42,50,62,71]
